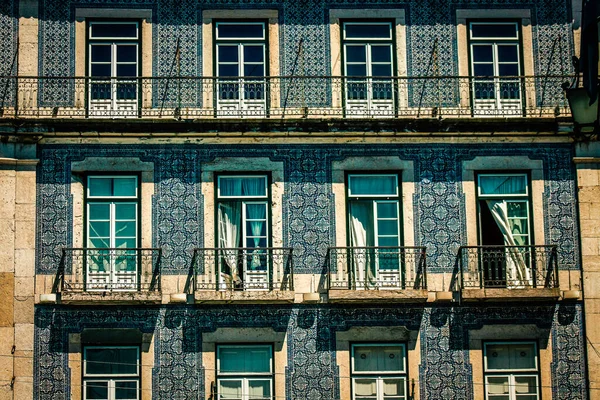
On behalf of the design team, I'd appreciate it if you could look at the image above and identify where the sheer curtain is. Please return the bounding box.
[350,202,375,288]
[246,204,266,270]
[486,201,531,287]
[218,202,241,287]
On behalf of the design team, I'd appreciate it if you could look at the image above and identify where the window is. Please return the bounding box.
[351,344,407,400]
[217,345,273,400]
[484,342,539,400]
[477,173,532,287]
[469,22,522,115]
[215,22,267,117]
[84,346,140,400]
[342,22,394,117]
[86,176,139,291]
[88,21,140,117]
[347,174,401,288]
[216,175,270,290]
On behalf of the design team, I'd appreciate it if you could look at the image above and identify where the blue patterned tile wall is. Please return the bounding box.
[34,303,587,400]
[0,0,18,105]
[36,143,579,275]
[35,0,574,107]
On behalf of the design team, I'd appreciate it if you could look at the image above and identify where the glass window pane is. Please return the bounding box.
[219,380,242,399]
[514,376,537,394]
[498,64,519,76]
[345,24,391,39]
[479,175,527,196]
[114,238,136,249]
[219,64,240,77]
[115,204,137,220]
[486,345,511,370]
[117,45,137,63]
[346,45,367,63]
[248,379,271,399]
[85,348,138,375]
[217,23,264,39]
[498,45,518,62]
[89,238,110,249]
[510,344,536,370]
[219,346,271,373]
[85,381,109,399]
[354,378,377,396]
[89,221,110,238]
[349,175,398,196]
[219,46,239,63]
[115,381,138,400]
[219,177,267,197]
[371,46,392,63]
[472,45,493,62]
[89,204,110,220]
[113,178,137,197]
[244,45,264,63]
[346,64,367,77]
[378,237,399,248]
[383,378,405,396]
[89,178,112,197]
[377,202,398,219]
[473,64,494,76]
[116,64,137,77]
[507,201,528,219]
[471,23,518,39]
[372,64,392,77]
[244,64,264,78]
[377,220,398,237]
[486,376,509,394]
[354,345,404,372]
[91,45,111,63]
[91,23,137,39]
[115,221,136,238]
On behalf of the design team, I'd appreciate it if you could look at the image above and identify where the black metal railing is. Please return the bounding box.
[327,246,427,290]
[191,247,294,291]
[0,75,572,119]
[58,248,162,293]
[456,245,559,289]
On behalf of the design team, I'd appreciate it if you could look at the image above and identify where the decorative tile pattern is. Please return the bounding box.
[35,0,573,108]
[0,0,18,106]
[36,144,579,275]
[35,304,587,400]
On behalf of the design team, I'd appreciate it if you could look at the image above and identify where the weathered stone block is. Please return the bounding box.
[582,238,600,256]
[14,249,35,277]
[0,273,14,327]
[578,186,600,204]
[13,296,34,324]
[14,222,35,250]
[15,203,35,222]
[14,324,33,351]
[14,277,34,297]
[13,350,33,377]
[15,172,36,204]
[577,168,599,187]
[580,219,600,237]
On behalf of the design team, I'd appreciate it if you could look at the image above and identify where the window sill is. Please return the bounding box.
[460,287,561,301]
[327,288,429,304]
[193,290,295,304]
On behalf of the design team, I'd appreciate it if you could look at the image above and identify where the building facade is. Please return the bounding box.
[0,0,594,399]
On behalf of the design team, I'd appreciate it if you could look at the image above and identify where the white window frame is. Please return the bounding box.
[217,344,274,400]
[342,21,395,118]
[483,342,540,400]
[88,21,140,118]
[469,21,523,115]
[83,346,140,400]
[476,173,531,247]
[215,21,267,118]
[86,175,140,291]
[351,343,407,400]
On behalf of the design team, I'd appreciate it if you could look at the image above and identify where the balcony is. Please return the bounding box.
[191,247,294,303]
[56,248,162,304]
[326,246,428,303]
[0,75,571,121]
[456,245,560,301]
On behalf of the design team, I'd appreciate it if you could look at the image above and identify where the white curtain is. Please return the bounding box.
[350,202,375,288]
[218,202,241,287]
[246,203,266,270]
[486,201,532,287]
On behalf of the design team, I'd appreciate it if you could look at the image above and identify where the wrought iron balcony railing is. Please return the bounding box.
[0,75,572,119]
[456,245,559,290]
[327,246,427,290]
[58,248,162,293]
[191,247,294,292]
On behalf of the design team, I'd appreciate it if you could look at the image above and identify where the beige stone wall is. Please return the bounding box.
[0,152,38,400]
[575,154,600,398]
